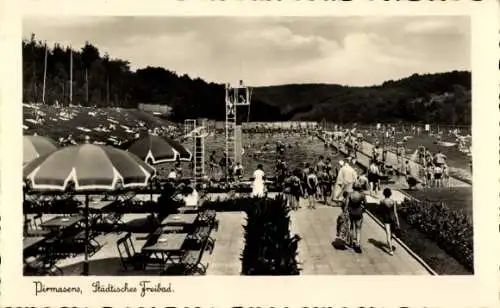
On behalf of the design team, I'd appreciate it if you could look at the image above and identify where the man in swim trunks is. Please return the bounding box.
[433,164,443,188]
[433,150,447,167]
[219,153,227,180]
[316,156,326,173]
[233,162,244,182]
[417,146,426,165]
[276,158,287,187]
[318,169,331,205]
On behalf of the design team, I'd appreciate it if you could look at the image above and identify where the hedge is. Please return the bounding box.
[397,198,473,271]
[240,196,301,275]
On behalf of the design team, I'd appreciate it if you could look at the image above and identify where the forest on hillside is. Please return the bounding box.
[22,35,471,124]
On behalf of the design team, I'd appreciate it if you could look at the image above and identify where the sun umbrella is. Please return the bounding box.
[23,135,58,165]
[127,134,192,164]
[24,143,155,276]
[24,144,155,191]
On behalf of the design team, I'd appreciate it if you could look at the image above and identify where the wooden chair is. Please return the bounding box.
[24,239,63,276]
[24,218,50,237]
[181,237,210,275]
[116,232,144,271]
[190,226,215,253]
[32,214,43,228]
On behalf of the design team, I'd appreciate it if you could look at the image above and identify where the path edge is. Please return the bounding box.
[363,208,438,276]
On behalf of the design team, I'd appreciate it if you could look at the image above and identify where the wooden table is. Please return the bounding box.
[81,200,114,211]
[142,233,188,265]
[23,236,46,250]
[40,215,84,230]
[161,214,198,226]
[177,206,199,214]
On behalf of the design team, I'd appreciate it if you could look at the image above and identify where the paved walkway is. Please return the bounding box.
[205,212,245,275]
[289,198,431,275]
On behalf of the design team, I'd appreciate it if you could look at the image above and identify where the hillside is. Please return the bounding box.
[23,35,470,124]
[252,71,471,124]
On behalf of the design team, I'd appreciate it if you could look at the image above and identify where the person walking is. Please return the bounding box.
[378,188,400,255]
[368,160,381,196]
[333,160,357,204]
[346,184,366,253]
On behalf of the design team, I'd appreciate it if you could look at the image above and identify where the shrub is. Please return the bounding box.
[398,198,473,271]
[201,197,253,212]
[240,195,301,275]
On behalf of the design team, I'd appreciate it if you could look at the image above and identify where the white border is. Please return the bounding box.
[1,0,499,306]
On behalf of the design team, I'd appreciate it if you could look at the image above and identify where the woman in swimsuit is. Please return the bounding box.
[289,169,303,210]
[306,169,319,209]
[368,160,380,195]
[346,184,366,253]
[378,188,400,255]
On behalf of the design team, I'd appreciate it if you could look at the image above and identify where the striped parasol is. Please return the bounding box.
[24,143,156,192]
[23,135,58,165]
[23,143,155,276]
[127,134,192,165]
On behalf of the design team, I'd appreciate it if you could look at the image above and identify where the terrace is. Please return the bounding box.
[23,193,432,276]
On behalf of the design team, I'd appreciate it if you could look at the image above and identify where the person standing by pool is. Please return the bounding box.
[219,153,228,180]
[251,164,266,197]
[346,184,366,253]
[434,150,447,167]
[316,156,326,173]
[167,168,177,180]
[288,169,303,210]
[442,164,450,187]
[175,156,183,180]
[424,163,434,187]
[305,168,319,209]
[433,163,443,188]
[209,151,218,178]
[233,162,244,183]
[396,142,405,172]
[378,188,400,255]
[318,168,331,205]
[368,160,380,195]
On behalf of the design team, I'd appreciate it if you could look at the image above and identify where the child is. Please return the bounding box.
[336,191,351,243]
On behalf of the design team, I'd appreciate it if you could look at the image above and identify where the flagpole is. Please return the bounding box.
[85,68,89,104]
[42,42,48,104]
[69,46,73,104]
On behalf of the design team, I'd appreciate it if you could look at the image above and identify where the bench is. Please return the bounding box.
[74,230,103,256]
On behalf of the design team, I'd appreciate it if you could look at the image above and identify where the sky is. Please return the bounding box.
[23,16,470,87]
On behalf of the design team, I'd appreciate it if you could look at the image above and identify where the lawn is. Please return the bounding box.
[403,187,472,221]
[23,104,176,143]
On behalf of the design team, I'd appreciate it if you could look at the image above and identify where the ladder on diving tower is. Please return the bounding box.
[187,126,207,185]
[194,134,205,184]
[225,91,236,168]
